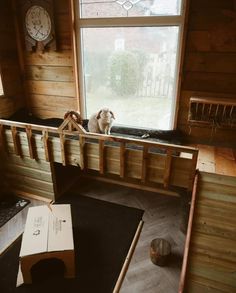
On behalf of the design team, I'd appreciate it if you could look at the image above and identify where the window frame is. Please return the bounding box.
[0,66,4,97]
[74,0,187,130]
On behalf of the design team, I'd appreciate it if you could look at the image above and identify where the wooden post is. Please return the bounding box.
[99,140,105,175]
[25,125,35,159]
[59,132,66,166]
[163,149,172,188]
[42,130,50,162]
[79,136,86,170]
[0,124,7,153]
[141,145,148,183]
[178,172,199,293]
[120,142,126,179]
[188,150,198,191]
[113,220,144,293]
[11,126,21,156]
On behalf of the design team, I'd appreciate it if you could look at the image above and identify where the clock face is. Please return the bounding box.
[25,5,51,42]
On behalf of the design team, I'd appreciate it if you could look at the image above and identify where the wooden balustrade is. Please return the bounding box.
[0,118,199,193]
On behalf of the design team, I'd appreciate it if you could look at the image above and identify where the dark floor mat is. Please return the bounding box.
[0,193,144,293]
[0,194,30,228]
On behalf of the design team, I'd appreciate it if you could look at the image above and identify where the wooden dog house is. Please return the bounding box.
[0,0,236,292]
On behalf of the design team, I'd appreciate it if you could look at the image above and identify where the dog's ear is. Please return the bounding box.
[110,111,115,119]
[96,110,102,119]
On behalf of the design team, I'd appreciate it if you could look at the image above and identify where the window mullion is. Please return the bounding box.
[78,15,183,28]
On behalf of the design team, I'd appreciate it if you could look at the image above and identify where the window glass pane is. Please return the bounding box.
[82,26,179,130]
[80,0,182,18]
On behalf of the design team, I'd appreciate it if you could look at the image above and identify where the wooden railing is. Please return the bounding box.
[0,118,199,193]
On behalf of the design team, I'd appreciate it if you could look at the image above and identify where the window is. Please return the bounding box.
[76,0,185,130]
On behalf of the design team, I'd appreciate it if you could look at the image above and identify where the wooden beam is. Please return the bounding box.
[178,172,199,293]
[25,125,34,159]
[120,142,126,178]
[59,132,66,166]
[163,150,172,188]
[188,150,198,191]
[113,220,144,293]
[79,136,86,170]
[42,130,50,162]
[11,126,21,156]
[141,145,148,183]
[99,140,105,175]
[0,124,7,153]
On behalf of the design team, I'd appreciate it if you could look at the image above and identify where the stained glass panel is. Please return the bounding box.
[80,0,182,18]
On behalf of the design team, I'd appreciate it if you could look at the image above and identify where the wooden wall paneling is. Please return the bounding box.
[182,72,236,94]
[177,0,236,144]
[185,171,236,292]
[86,143,99,170]
[184,52,236,74]
[54,2,72,50]
[148,153,167,184]
[26,80,75,97]
[126,149,142,179]
[19,0,78,119]
[28,94,77,119]
[25,65,74,82]
[25,51,73,66]
[190,0,234,10]
[188,10,232,31]
[1,152,56,200]
[0,0,25,118]
[103,145,119,175]
[170,156,194,188]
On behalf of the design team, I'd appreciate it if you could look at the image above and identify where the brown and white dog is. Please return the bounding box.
[88,108,115,135]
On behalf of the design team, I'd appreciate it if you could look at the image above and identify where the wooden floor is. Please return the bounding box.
[0,178,186,293]
[72,178,186,293]
[190,145,236,176]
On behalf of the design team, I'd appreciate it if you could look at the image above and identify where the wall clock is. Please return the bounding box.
[21,0,56,51]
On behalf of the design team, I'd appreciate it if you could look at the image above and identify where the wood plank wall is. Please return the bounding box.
[16,0,78,119]
[185,172,236,292]
[178,0,236,146]
[0,0,25,118]
[1,153,56,201]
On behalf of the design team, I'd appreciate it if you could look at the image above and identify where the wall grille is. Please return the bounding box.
[188,97,236,129]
